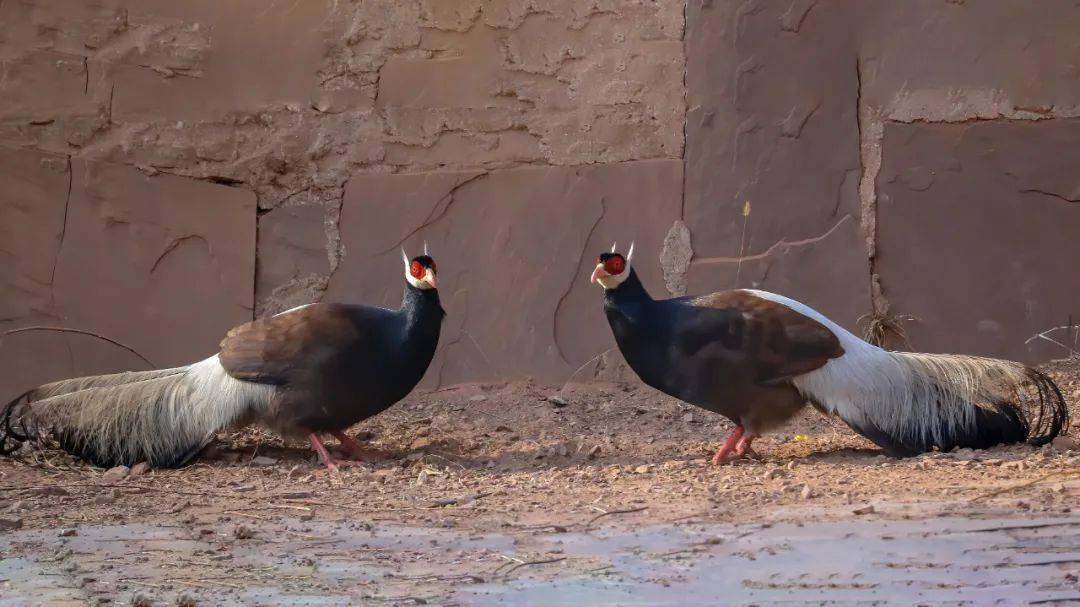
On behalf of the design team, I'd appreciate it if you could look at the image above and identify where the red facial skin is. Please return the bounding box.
[590,254,626,283]
[603,256,625,275]
[410,259,438,288]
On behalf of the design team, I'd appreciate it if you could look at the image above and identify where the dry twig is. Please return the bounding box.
[586,506,648,529]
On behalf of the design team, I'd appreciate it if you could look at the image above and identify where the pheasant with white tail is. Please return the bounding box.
[1,247,445,470]
[590,243,1069,462]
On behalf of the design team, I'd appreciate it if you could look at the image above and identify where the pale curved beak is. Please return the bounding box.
[589,264,607,284]
[423,269,438,289]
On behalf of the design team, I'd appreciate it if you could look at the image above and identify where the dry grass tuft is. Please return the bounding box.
[859,311,918,349]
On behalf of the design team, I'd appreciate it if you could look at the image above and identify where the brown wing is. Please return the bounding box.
[678,291,844,384]
[218,304,360,384]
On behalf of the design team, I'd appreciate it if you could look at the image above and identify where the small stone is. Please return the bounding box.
[411,437,434,451]
[548,395,569,408]
[176,594,198,607]
[634,464,651,474]
[587,445,602,459]
[682,412,694,423]
[800,485,814,500]
[129,462,151,477]
[232,525,255,540]
[556,444,569,457]
[59,528,78,537]
[703,537,723,545]
[250,456,278,466]
[1051,436,1079,451]
[785,461,797,471]
[852,505,875,515]
[468,395,488,402]
[0,516,23,530]
[762,468,782,480]
[102,465,130,482]
[132,593,153,607]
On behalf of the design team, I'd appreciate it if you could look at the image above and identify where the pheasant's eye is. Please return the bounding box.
[410,260,424,279]
[604,256,625,275]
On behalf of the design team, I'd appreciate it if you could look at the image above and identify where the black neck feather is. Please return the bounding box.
[603,269,653,307]
[401,284,445,325]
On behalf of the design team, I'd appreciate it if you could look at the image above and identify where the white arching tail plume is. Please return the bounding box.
[1,356,274,467]
[748,290,1069,455]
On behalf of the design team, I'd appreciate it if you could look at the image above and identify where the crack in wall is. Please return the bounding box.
[46,156,76,376]
[691,214,851,266]
[552,196,606,365]
[377,171,491,256]
[1019,188,1080,204]
[49,156,74,288]
[149,234,209,274]
[855,55,887,317]
[679,0,689,221]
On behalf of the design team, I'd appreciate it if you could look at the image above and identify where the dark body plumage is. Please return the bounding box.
[599,266,1068,458]
[1,276,444,468]
[603,269,841,436]
[221,284,445,434]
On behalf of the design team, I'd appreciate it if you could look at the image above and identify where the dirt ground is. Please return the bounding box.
[1,357,1078,605]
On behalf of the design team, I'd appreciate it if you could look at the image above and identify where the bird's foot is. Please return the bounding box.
[308,432,367,474]
[711,428,763,465]
[330,430,390,462]
[710,425,745,465]
[734,434,760,460]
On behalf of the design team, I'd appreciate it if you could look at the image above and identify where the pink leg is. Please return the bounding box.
[330,430,389,462]
[308,433,359,472]
[734,432,759,459]
[711,425,745,465]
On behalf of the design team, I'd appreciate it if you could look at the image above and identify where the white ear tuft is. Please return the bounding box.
[423,241,429,255]
[610,241,617,253]
[401,246,410,270]
[627,241,635,262]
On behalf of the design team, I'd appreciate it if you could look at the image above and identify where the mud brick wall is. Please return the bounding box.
[1,1,1076,400]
